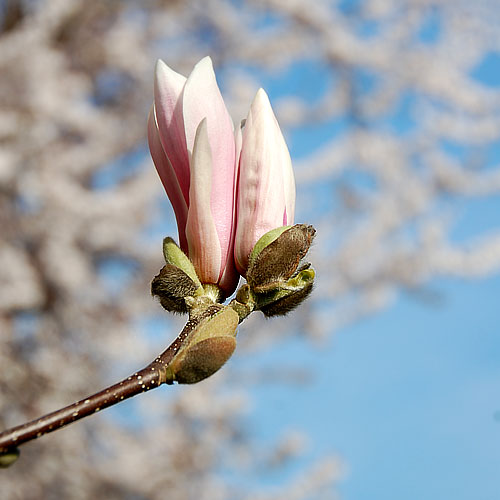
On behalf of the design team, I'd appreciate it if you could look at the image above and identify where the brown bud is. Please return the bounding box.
[260,278,314,317]
[247,224,316,293]
[151,264,199,313]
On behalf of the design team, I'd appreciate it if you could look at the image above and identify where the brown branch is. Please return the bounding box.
[0,313,207,456]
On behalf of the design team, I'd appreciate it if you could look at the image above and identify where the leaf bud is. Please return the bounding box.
[151,264,200,314]
[0,448,19,468]
[166,306,239,384]
[246,224,316,293]
[258,268,315,317]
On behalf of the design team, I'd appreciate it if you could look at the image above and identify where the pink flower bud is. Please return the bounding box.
[148,57,238,296]
[234,89,296,276]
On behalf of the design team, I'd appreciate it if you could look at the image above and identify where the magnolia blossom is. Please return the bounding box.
[148,57,296,294]
[148,57,238,295]
[234,89,296,275]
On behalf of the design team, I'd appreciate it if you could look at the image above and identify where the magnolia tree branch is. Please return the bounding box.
[0,225,316,467]
[0,314,201,459]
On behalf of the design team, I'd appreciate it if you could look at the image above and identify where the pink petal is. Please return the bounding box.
[182,57,236,273]
[218,230,239,296]
[234,89,295,274]
[283,144,296,225]
[218,259,239,297]
[154,59,190,204]
[216,122,245,296]
[234,120,243,185]
[185,119,222,284]
[147,106,188,250]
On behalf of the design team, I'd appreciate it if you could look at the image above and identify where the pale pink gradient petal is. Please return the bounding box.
[234,89,295,275]
[234,120,243,181]
[233,121,244,239]
[154,59,190,203]
[218,215,239,296]
[216,123,245,296]
[185,119,222,284]
[148,106,188,251]
[283,145,296,225]
[182,56,236,273]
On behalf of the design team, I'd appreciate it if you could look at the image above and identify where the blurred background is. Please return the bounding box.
[1,0,500,498]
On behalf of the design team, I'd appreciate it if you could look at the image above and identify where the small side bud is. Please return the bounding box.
[152,237,206,314]
[167,306,239,384]
[247,224,316,292]
[236,283,252,304]
[259,269,315,317]
[229,284,255,323]
[0,448,19,468]
[151,264,199,314]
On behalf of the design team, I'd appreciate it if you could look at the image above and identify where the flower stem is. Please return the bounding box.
[0,313,208,458]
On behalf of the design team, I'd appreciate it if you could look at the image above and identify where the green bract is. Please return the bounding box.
[163,237,203,290]
[165,306,239,384]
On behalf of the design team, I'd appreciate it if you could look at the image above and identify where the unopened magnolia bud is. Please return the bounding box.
[247,224,316,293]
[151,57,239,297]
[233,88,296,276]
[167,306,239,384]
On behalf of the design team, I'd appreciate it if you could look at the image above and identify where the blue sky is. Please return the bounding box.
[243,273,500,499]
[218,39,500,500]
